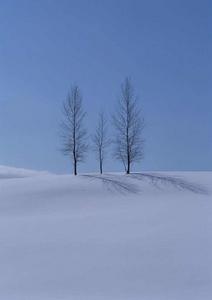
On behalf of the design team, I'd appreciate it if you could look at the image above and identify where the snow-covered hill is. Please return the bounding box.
[0,165,49,179]
[0,166,211,300]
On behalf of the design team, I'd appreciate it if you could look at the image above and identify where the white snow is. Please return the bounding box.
[0,165,49,179]
[0,166,211,300]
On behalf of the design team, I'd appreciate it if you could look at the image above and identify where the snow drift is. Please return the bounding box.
[0,166,211,300]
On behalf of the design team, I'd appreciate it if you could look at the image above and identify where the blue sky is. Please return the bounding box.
[0,0,211,173]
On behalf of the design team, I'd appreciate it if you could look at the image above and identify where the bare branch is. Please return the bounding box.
[60,85,88,175]
[92,111,110,174]
[113,77,144,174]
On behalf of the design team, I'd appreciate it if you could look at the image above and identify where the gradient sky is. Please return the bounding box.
[0,0,211,173]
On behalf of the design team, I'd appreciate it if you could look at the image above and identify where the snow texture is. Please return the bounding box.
[0,166,211,300]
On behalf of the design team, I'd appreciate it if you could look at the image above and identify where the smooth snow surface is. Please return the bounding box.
[0,167,211,300]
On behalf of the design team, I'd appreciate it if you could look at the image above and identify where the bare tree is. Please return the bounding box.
[113,77,144,174]
[61,85,87,175]
[92,112,110,174]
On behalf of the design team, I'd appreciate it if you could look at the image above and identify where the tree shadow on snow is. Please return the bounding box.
[82,173,209,195]
[130,173,209,195]
[82,174,139,194]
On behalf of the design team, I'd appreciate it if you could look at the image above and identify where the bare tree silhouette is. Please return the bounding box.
[92,112,110,174]
[113,77,144,174]
[61,85,87,175]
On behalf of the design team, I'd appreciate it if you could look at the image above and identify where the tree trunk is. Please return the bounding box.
[100,160,103,175]
[74,159,77,175]
[126,156,130,174]
[127,149,130,174]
